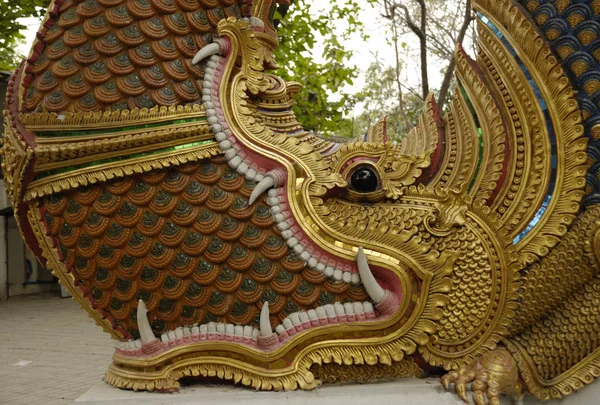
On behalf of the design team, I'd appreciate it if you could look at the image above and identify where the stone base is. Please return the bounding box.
[74,377,600,404]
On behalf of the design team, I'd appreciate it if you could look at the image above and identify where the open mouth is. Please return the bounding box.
[114,242,400,357]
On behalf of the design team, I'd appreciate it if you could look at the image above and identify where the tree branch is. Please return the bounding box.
[438,0,474,108]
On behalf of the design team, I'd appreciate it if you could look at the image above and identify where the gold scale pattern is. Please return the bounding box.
[40,157,368,339]
[507,269,600,395]
[23,0,245,113]
[510,205,600,335]
[309,359,424,385]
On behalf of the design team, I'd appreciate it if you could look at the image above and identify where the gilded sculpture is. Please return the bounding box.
[3,0,600,403]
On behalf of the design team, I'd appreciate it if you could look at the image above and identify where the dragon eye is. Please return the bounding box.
[349,166,379,193]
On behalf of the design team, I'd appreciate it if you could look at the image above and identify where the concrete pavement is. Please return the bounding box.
[0,293,113,405]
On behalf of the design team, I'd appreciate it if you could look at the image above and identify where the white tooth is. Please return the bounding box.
[275,324,285,334]
[208,322,217,332]
[293,244,305,254]
[299,312,309,324]
[270,206,281,214]
[308,258,318,268]
[126,341,133,350]
[267,189,278,197]
[274,214,284,222]
[281,230,293,239]
[192,325,200,335]
[208,116,219,125]
[317,263,326,272]
[324,267,334,277]
[353,302,364,314]
[215,132,227,142]
[205,101,214,109]
[316,307,327,319]
[246,169,257,181]
[183,327,192,337]
[267,197,279,206]
[203,81,213,89]
[357,247,386,303]
[202,95,211,102]
[300,251,311,261]
[252,328,260,338]
[202,89,212,95]
[308,309,318,320]
[334,303,345,316]
[333,269,343,281]
[228,156,242,169]
[206,108,216,116]
[168,331,176,341]
[249,176,275,205]
[244,325,254,337]
[213,124,223,132]
[224,149,237,160]
[255,173,265,182]
[233,325,243,336]
[290,312,301,325]
[208,55,219,64]
[283,318,293,329]
[287,237,299,248]
[161,333,168,343]
[134,340,142,349]
[260,302,272,337]
[364,302,374,313]
[175,327,184,339]
[237,163,249,174]
[342,271,352,283]
[324,304,336,318]
[136,300,156,345]
[217,323,225,334]
[277,222,290,231]
[351,273,361,284]
[343,302,355,315]
[200,324,208,333]
[225,324,234,336]
[192,42,221,64]
[219,140,232,150]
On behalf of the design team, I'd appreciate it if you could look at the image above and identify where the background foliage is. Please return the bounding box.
[0,1,47,70]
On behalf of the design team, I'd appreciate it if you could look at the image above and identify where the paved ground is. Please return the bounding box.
[0,293,114,405]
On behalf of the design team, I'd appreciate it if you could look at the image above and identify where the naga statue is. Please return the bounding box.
[4,0,600,402]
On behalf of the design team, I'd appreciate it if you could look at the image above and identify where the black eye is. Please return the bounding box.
[349,166,379,193]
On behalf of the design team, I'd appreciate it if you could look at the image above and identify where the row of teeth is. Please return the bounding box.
[115,300,375,354]
[197,46,360,286]
[114,322,261,353]
[275,301,375,338]
[266,188,361,285]
[202,54,267,183]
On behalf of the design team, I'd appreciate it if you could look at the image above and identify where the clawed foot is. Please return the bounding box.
[441,347,524,405]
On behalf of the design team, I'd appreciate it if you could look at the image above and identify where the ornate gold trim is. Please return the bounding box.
[20,104,205,133]
[25,143,221,201]
[474,0,588,265]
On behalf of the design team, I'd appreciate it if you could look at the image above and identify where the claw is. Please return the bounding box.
[136,299,155,344]
[259,302,272,337]
[192,43,221,65]
[356,247,386,303]
[441,371,457,390]
[249,175,274,205]
[455,379,469,403]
